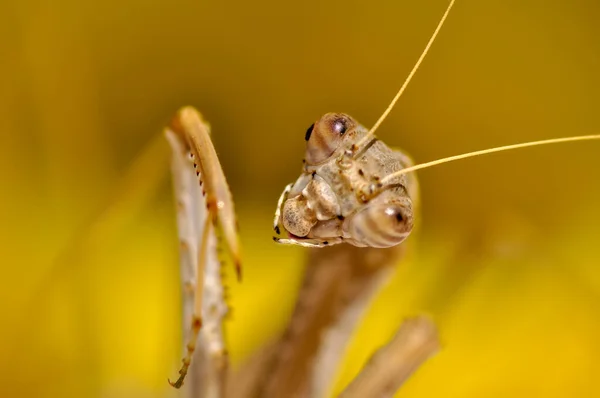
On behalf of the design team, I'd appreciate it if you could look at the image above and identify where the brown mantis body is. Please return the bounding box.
[165,0,599,396]
[260,113,419,397]
[166,107,434,398]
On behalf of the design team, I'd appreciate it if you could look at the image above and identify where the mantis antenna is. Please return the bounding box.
[354,0,456,151]
[381,134,600,183]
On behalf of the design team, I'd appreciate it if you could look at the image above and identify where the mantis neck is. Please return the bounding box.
[256,244,406,398]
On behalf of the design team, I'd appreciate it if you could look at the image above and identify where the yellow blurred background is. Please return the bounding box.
[2,0,600,397]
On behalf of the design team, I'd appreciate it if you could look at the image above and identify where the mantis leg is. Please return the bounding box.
[273,236,342,247]
[170,106,242,281]
[168,216,211,389]
[165,107,240,394]
[273,183,293,234]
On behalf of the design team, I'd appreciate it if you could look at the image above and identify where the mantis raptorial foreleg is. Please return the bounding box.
[165,107,242,394]
[273,183,293,235]
[160,1,600,397]
[169,107,242,280]
[272,237,341,248]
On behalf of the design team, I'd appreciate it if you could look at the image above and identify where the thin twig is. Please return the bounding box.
[339,316,440,398]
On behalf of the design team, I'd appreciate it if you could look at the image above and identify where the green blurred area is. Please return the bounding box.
[1,0,600,397]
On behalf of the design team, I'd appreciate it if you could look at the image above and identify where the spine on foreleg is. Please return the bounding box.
[166,121,229,398]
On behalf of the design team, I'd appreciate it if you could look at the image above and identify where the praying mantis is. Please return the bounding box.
[164,1,600,397]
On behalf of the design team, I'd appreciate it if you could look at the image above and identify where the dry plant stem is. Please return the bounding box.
[339,316,440,398]
[165,108,230,397]
[256,244,405,398]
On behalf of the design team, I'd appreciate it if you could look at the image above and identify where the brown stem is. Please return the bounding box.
[339,316,440,398]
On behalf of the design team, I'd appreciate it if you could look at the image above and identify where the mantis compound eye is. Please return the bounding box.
[345,201,414,248]
[332,119,347,135]
[305,123,315,141]
[304,113,356,165]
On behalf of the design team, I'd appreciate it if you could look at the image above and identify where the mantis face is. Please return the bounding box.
[274,113,418,248]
